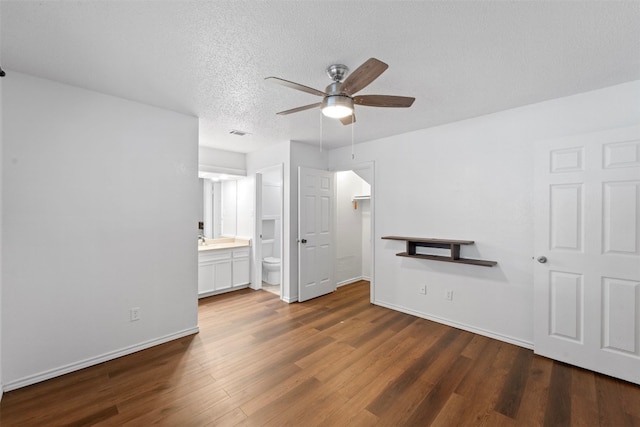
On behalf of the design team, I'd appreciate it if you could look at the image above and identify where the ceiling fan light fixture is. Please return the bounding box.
[321,95,353,119]
[268,58,412,125]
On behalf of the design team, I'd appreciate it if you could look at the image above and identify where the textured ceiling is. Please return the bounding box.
[2,1,639,153]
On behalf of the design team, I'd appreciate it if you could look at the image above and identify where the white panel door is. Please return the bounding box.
[534,125,640,384]
[298,167,335,302]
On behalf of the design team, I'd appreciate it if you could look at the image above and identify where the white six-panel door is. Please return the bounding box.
[298,167,335,302]
[534,125,640,384]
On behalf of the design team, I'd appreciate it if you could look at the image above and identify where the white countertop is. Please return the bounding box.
[198,237,250,252]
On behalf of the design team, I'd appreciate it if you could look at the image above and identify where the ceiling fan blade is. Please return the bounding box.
[276,102,322,115]
[354,95,415,108]
[340,114,356,126]
[340,58,388,95]
[265,77,326,97]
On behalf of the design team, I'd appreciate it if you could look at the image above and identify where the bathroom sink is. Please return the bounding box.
[198,238,250,251]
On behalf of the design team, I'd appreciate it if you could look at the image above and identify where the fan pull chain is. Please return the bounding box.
[351,112,355,159]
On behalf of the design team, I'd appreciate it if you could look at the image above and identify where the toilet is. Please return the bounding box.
[262,257,281,285]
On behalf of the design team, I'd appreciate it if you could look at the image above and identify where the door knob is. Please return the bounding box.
[537,256,547,264]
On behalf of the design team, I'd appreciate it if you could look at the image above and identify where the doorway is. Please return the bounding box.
[256,165,284,298]
[296,162,375,302]
[332,161,375,303]
[334,171,371,284]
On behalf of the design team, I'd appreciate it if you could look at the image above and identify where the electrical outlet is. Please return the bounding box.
[445,290,454,301]
[419,285,427,295]
[130,307,141,321]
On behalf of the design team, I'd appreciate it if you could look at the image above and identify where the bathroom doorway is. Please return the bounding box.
[255,165,284,297]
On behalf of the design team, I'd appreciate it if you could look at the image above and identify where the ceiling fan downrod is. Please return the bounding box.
[326,64,349,82]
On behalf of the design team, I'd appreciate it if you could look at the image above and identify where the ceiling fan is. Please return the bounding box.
[266,58,415,125]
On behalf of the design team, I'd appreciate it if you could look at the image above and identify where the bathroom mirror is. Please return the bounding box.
[199,172,244,239]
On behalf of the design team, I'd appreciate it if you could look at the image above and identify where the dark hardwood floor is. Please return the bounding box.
[1,280,639,426]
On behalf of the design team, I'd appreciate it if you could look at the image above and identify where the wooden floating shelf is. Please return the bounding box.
[395,252,497,267]
[381,236,497,267]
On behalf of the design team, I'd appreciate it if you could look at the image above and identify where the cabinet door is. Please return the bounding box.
[214,260,232,291]
[232,248,250,287]
[233,258,250,286]
[199,250,232,296]
[198,262,215,295]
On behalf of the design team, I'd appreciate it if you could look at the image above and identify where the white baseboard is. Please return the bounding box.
[3,327,200,392]
[374,300,533,350]
[282,295,297,303]
[336,276,370,288]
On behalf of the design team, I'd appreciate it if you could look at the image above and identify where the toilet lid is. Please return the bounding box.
[264,257,280,264]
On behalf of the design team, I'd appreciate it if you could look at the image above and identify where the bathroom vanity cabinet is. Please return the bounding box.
[198,244,250,298]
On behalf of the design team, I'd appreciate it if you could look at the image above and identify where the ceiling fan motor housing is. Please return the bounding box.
[326,64,349,82]
[325,81,346,96]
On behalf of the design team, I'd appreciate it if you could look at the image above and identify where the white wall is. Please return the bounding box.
[198,146,246,175]
[2,72,199,390]
[262,167,283,257]
[262,170,282,218]
[328,80,640,347]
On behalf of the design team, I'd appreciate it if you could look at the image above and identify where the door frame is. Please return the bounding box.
[330,161,376,303]
[254,164,284,297]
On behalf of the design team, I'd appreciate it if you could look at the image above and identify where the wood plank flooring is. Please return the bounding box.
[1,280,639,426]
